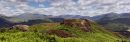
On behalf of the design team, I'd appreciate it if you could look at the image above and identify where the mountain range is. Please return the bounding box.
[1,13,130,29]
[92,13,130,32]
[1,12,130,38]
[13,13,91,21]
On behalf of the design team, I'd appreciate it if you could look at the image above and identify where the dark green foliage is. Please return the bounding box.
[111,18,130,25]
[0,17,13,28]
[26,19,52,25]
[48,18,64,22]
[104,23,128,31]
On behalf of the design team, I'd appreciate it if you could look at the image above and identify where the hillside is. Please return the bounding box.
[0,14,91,27]
[93,13,130,25]
[92,13,130,32]
[91,13,130,38]
[0,15,14,28]
[0,15,27,28]
[0,19,121,42]
[0,14,65,27]
[13,13,49,21]
[13,13,91,21]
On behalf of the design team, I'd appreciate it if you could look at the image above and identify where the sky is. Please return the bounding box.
[0,0,130,16]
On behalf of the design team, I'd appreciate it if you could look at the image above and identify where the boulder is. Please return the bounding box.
[12,25,29,31]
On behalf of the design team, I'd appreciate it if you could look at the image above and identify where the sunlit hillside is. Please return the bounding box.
[0,20,121,42]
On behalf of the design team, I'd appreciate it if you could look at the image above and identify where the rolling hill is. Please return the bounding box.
[92,13,130,37]
[0,15,14,28]
[0,19,121,42]
[13,13,49,21]
[93,13,130,25]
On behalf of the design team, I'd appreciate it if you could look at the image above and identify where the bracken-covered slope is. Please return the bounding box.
[0,19,122,42]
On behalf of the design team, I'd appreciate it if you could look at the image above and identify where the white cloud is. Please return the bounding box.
[34,0,45,3]
[0,0,130,16]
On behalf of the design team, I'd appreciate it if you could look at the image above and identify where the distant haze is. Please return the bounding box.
[0,0,130,16]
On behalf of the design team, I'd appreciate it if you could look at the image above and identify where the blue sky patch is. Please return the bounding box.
[27,0,51,8]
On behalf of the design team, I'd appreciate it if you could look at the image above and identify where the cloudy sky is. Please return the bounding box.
[0,0,130,16]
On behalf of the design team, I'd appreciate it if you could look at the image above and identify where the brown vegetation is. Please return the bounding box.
[46,30,73,38]
[60,19,91,32]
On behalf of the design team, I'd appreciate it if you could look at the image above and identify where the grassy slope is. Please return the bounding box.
[0,23,120,42]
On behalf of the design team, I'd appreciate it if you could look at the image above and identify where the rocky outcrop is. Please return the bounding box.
[11,25,29,31]
[60,19,91,32]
